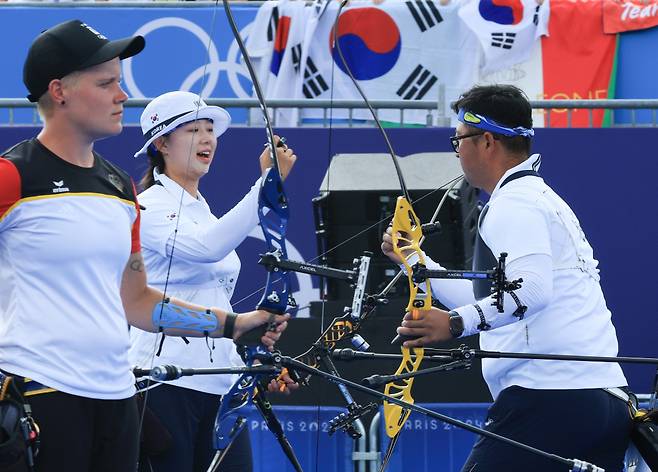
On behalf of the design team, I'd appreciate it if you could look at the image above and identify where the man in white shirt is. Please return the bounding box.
[382,85,632,471]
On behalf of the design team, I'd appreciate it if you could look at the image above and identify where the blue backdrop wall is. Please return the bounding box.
[1,126,656,393]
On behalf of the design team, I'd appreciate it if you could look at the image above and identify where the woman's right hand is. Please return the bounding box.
[259,135,297,181]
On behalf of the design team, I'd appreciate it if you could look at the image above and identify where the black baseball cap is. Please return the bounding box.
[23,19,145,102]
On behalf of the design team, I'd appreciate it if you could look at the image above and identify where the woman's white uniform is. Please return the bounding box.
[128,170,262,395]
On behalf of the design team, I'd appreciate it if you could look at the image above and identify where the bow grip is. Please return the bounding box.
[391,307,422,345]
[234,311,280,348]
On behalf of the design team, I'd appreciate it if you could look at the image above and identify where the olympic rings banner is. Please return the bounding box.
[0,5,257,124]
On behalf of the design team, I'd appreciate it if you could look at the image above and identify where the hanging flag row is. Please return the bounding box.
[246,0,620,127]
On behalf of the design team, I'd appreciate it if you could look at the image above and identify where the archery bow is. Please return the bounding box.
[210,1,301,470]
[280,173,463,438]
[285,253,378,438]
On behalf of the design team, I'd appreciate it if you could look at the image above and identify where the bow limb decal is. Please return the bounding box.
[330,2,430,468]
[211,1,301,471]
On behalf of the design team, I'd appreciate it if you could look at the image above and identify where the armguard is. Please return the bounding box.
[152,298,219,335]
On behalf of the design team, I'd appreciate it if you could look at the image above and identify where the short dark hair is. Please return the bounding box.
[452,85,533,155]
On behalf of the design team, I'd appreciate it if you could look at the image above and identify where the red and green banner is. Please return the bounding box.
[603,0,658,33]
[542,0,618,127]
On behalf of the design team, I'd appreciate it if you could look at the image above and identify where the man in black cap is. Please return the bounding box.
[0,20,290,471]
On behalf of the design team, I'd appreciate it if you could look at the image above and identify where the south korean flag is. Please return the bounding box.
[301,0,480,125]
[245,0,279,97]
[459,0,550,75]
[247,0,316,125]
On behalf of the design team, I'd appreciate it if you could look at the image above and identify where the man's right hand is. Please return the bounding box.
[381,226,417,264]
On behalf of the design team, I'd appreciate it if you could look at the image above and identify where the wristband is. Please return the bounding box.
[223,312,238,339]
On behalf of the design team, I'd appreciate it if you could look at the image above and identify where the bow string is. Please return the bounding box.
[329,2,432,470]
[136,0,225,447]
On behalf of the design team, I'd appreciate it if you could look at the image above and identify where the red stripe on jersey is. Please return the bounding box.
[0,158,21,218]
[130,180,141,254]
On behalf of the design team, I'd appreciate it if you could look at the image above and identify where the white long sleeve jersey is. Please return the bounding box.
[423,155,627,399]
[128,171,262,395]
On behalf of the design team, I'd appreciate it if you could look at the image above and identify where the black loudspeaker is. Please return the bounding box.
[312,152,480,302]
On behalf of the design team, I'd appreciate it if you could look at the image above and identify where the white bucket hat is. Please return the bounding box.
[134,91,231,158]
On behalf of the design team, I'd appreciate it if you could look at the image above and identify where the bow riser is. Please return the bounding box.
[257,167,292,315]
[390,197,432,312]
[382,346,424,437]
[382,196,432,439]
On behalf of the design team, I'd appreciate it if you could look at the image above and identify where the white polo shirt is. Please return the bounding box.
[128,171,262,395]
[425,155,627,399]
